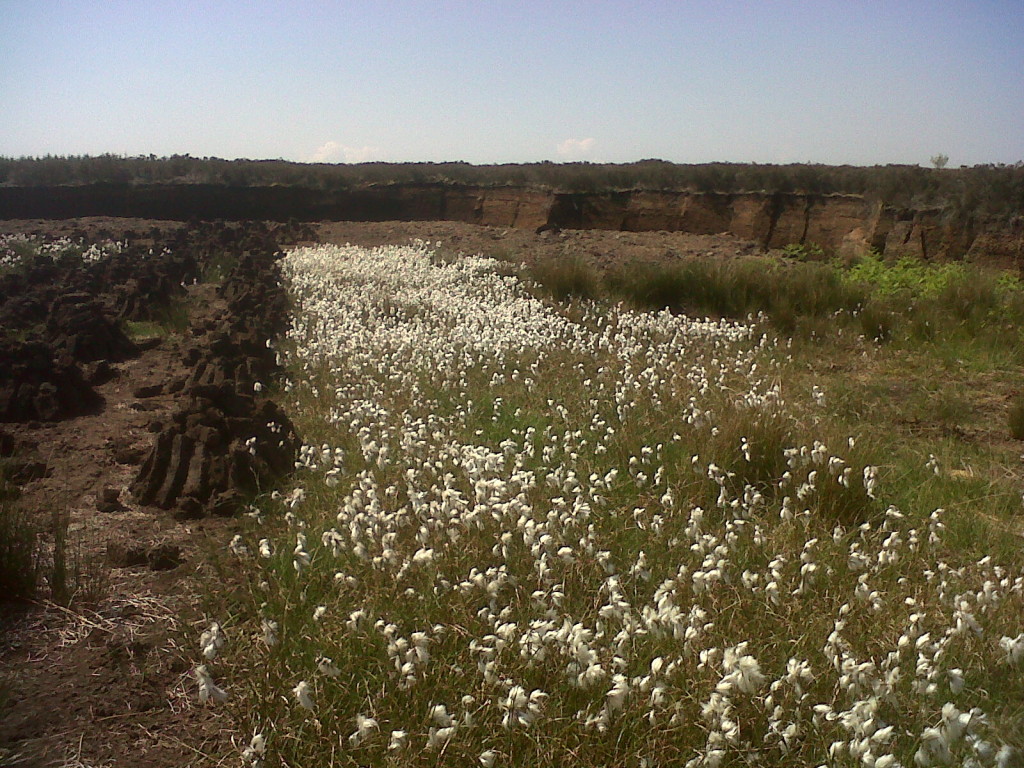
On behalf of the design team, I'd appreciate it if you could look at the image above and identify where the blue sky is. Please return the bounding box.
[1,0,1022,166]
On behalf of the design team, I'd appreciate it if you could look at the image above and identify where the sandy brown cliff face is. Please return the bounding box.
[445,187,552,230]
[1,183,1020,263]
[545,190,1021,263]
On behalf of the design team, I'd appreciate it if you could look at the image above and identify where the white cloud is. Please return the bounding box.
[556,137,596,159]
[310,141,384,163]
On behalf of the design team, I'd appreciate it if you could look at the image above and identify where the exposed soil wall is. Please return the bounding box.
[2,183,1021,262]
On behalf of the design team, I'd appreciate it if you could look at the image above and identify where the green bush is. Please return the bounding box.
[846,253,944,297]
[781,242,826,261]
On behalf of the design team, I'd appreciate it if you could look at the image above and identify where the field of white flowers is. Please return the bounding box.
[205,241,1023,767]
[0,233,126,269]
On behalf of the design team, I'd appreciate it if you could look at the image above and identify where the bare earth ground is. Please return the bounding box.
[0,220,239,768]
[0,286,237,767]
[0,218,762,767]
[316,219,762,267]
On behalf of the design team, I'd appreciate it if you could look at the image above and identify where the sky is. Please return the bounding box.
[1,0,1022,167]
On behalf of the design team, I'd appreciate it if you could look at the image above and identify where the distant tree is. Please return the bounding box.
[931,154,950,169]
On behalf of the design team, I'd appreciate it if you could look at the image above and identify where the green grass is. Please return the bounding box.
[123,319,167,339]
[783,303,1024,558]
[599,255,866,322]
[528,251,871,330]
[123,295,192,338]
[526,256,601,302]
[195,243,1024,767]
[1010,395,1024,441]
[525,250,1024,346]
[0,464,109,608]
[0,472,40,604]
[152,296,192,332]
[201,251,239,284]
[48,506,108,607]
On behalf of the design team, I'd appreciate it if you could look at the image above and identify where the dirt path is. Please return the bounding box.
[0,283,236,768]
[317,219,761,268]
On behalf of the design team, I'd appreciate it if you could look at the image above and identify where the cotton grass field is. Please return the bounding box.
[200,241,1024,767]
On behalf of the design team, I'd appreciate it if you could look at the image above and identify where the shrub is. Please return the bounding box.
[781,242,826,261]
[845,253,947,297]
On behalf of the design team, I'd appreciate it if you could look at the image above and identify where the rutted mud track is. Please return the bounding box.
[0,220,310,767]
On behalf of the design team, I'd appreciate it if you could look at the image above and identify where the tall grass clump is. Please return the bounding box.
[150,294,192,333]
[44,503,109,607]
[197,241,1024,768]
[0,474,40,603]
[856,298,899,342]
[844,252,1024,339]
[604,258,757,315]
[533,249,1024,349]
[559,256,865,330]
[1009,395,1024,441]
[527,256,600,302]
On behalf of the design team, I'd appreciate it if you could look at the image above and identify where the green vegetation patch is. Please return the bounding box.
[192,242,1024,767]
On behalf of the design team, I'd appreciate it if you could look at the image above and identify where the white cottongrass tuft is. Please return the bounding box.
[347,713,379,746]
[199,621,226,661]
[293,680,315,710]
[194,664,228,703]
[241,732,266,766]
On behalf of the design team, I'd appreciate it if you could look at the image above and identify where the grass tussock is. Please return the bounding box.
[527,256,601,302]
[531,253,869,328]
[601,256,866,323]
[527,250,1024,350]
[1009,395,1024,441]
[0,473,40,604]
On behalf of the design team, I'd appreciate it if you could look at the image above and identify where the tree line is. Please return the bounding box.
[1,155,1021,218]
